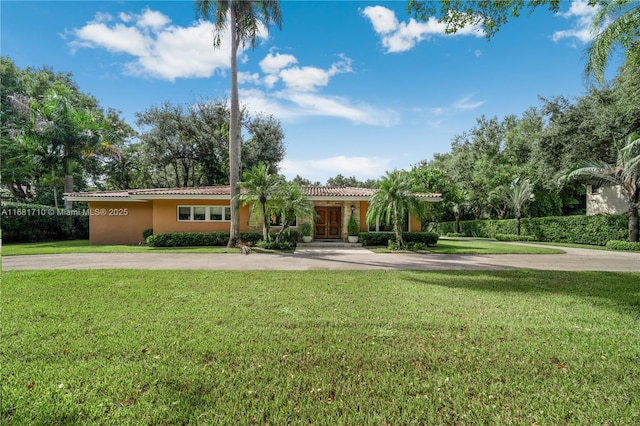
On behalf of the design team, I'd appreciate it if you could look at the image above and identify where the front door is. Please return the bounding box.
[315,207,342,239]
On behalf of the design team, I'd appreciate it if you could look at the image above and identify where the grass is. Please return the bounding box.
[3,270,639,425]
[369,239,565,254]
[0,240,248,256]
[2,238,565,256]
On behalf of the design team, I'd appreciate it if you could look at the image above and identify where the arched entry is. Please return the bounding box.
[314,206,342,239]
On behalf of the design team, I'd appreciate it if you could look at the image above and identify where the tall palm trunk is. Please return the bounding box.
[227,5,241,248]
[63,156,73,210]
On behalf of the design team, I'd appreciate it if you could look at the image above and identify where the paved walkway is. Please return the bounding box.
[3,244,639,271]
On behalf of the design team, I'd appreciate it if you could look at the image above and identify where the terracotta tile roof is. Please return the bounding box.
[65,185,441,200]
[303,186,374,197]
[132,186,232,196]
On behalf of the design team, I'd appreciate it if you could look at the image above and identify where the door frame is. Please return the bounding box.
[314,206,342,239]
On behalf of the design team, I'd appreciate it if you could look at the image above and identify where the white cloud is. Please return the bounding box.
[281,156,392,180]
[237,52,391,126]
[552,0,599,44]
[68,8,265,81]
[453,95,485,111]
[362,6,484,53]
[259,51,297,74]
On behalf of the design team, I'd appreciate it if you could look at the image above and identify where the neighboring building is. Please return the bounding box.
[64,186,441,244]
[586,184,627,216]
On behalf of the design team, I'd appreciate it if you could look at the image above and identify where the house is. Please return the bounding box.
[586,184,627,215]
[64,186,441,244]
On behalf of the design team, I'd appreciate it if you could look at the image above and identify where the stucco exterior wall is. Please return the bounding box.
[88,201,152,244]
[151,199,251,234]
[587,185,627,215]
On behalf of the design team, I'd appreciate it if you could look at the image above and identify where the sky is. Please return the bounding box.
[1,0,618,183]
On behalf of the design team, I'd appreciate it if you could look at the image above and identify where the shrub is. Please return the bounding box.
[142,228,153,241]
[605,240,640,251]
[495,234,536,242]
[1,202,88,243]
[256,240,294,251]
[437,215,627,246]
[146,232,229,247]
[347,215,359,236]
[360,232,438,247]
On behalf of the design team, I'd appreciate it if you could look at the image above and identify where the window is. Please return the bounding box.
[269,210,297,227]
[368,214,409,232]
[177,206,231,222]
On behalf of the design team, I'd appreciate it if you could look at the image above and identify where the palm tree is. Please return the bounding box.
[585,1,640,83]
[366,170,421,248]
[272,182,317,243]
[561,133,640,242]
[238,162,284,242]
[505,178,535,236]
[195,0,282,248]
[9,87,104,209]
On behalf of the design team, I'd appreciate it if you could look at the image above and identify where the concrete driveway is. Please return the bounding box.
[3,244,639,271]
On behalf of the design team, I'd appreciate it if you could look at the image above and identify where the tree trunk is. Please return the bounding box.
[629,205,639,242]
[261,200,270,242]
[227,5,241,248]
[515,209,521,236]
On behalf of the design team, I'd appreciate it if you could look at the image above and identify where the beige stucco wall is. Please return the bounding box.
[151,199,252,234]
[587,185,627,215]
[88,201,153,245]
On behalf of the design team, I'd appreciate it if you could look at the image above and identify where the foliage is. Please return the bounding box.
[238,162,285,242]
[366,170,422,248]
[494,234,536,242]
[271,182,316,243]
[585,1,640,82]
[560,132,640,241]
[326,174,378,188]
[300,222,313,237]
[0,202,88,242]
[142,228,153,240]
[347,214,359,236]
[437,214,628,246]
[359,232,439,247]
[5,269,639,424]
[146,232,262,247]
[605,240,640,251]
[255,240,294,251]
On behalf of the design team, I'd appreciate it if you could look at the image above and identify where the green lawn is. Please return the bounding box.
[0,240,241,256]
[3,270,639,425]
[1,238,564,256]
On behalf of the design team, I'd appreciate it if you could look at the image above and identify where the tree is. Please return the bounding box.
[272,182,317,243]
[238,162,284,242]
[561,133,640,242]
[195,0,282,248]
[366,170,422,248]
[505,178,535,235]
[585,1,640,83]
[8,85,106,209]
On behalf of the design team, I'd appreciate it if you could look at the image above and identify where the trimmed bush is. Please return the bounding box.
[145,231,291,248]
[359,232,438,247]
[1,202,89,243]
[142,228,153,240]
[437,215,627,246]
[606,240,640,251]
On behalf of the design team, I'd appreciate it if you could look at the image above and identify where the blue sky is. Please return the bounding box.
[1,1,614,183]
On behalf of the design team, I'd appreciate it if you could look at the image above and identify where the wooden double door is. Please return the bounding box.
[315,206,341,239]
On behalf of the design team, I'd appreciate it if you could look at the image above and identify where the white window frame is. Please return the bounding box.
[177,205,231,222]
[368,213,410,232]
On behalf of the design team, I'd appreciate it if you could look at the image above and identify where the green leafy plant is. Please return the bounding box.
[300,222,313,237]
[347,214,359,236]
[606,240,640,251]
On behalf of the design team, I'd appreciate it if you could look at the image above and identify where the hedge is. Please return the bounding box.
[1,202,89,243]
[146,231,299,248]
[495,234,536,242]
[437,215,628,246]
[605,240,640,251]
[359,232,439,247]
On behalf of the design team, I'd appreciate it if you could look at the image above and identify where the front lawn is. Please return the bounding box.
[2,238,564,256]
[3,270,638,424]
